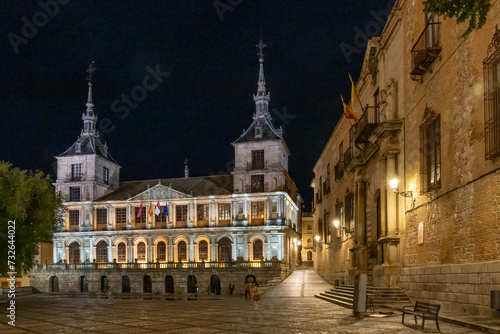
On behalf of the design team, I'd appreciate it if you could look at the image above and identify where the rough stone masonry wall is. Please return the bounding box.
[30,266,286,297]
[400,261,500,316]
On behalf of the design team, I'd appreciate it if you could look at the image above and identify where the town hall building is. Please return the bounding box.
[30,42,302,296]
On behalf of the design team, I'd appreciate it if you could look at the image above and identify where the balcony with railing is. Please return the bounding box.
[36,260,281,271]
[316,192,322,204]
[334,160,344,180]
[344,146,354,168]
[354,106,379,144]
[410,20,441,80]
[323,179,331,195]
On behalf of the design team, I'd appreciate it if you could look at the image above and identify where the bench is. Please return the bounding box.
[402,301,440,331]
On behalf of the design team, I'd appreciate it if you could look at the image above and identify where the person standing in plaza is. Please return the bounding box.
[245,282,250,299]
[229,282,235,295]
[250,283,260,311]
[194,283,198,298]
[107,285,113,304]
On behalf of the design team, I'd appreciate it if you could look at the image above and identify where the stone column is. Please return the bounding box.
[111,243,116,262]
[386,152,398,237]
[211,237,217,262]
[189,237,194,261]
[380,157,387,238]
[355,180,368,273]
[127,237,133,262]
[147,237,153,262]
[53,241,59,263]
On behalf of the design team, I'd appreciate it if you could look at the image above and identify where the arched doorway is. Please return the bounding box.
[143,275,152,293]
[96,240,108,263]
[49,276,59,292]
[122,276,130,293]
[218,237,232,261]
[80,276,88,292]
[69,242,80,264]
[177,240,187,261]
[117,242,126,262]
[100,275,108,293]
[199,240,208,261]
[307,251,312,261]
[253,239,263,260]
[137,242,146,262]
[209,275,221,295]
[187,275,197,293]
[157,241,166,262]
[165,276,174,294]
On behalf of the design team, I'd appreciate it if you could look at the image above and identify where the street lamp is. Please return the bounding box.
[390,178,413,198]
[315,235,320,242]
[333,219,350,236]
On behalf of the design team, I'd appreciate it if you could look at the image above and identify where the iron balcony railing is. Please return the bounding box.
[344,146,354,167]
[354,106,380,143]
[334,160,344,180]
[411,21,442,77]
[38,260,280,271]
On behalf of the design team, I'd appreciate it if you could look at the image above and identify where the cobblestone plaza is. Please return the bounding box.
[0,271,480,333]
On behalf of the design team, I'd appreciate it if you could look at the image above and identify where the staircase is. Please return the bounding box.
[315,285,410,309]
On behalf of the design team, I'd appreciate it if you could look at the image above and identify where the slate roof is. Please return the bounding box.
[96,174,234,201]
[233,117,283,144]
[58,135,119,165]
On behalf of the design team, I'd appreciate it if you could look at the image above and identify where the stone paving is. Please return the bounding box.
[0,270,481,333]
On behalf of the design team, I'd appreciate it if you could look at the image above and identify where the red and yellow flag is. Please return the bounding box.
[148,202,153,217]
[341,95,359,123]
[349,74,363,115]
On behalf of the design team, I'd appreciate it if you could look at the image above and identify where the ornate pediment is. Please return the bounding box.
[129,184,190,201]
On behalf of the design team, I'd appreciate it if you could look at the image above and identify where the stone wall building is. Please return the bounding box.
[313,0,500,315]
[31,43,302,297]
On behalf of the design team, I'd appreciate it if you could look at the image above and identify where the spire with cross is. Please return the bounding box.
[253,39,270,119]
[86,61,96,83]
[82,62,97,135]
[256,39,266,63]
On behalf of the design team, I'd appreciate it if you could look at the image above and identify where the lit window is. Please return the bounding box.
[420,108,441,192]
[71,164,82,181]
[103,167,109,184]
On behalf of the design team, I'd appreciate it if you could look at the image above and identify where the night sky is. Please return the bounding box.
[1,1,389,209]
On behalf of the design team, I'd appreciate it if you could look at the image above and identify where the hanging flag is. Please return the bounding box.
[155,200,161,216]
[165,202,169,217]
[148,202,153,217]
[341,95,359,123]
[137,203,143,218]
[349,74,363,116]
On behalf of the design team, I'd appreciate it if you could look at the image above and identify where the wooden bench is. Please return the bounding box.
[402,301,440,331]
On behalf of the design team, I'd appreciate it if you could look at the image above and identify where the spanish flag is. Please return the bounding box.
[349,74,363,114]
[148,202,153,217]
[341,95,359,123]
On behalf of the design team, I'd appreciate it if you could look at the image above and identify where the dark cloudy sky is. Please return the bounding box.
[1,0,390,209]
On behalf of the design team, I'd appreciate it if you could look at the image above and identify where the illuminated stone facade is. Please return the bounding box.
[31,45,301,295]
[313,1,500,315]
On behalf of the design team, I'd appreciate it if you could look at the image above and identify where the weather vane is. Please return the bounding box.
[256,40,266,63]
[86,61,96,83]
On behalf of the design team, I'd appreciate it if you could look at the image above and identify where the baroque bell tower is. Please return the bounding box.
[232,40,290,194]
[54,62,121,204]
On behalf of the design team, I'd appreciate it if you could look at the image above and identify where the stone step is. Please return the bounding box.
[323,290,353,299]
[317,285,410,309]
[315,294,353,309]
[319,292,352,304]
